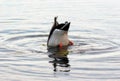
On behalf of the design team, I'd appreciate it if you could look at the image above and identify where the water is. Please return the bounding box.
[0,0,120,81]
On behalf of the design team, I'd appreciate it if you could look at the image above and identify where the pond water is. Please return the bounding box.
[0,0,120,81]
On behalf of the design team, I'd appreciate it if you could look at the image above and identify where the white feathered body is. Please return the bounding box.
[48,29,69,47]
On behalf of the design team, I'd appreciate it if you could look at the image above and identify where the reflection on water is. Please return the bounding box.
[48,47,70,72]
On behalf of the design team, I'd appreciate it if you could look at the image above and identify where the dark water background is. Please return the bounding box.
[0,0,120,81]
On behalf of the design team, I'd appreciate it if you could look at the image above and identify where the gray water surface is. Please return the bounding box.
[0,0,120,81]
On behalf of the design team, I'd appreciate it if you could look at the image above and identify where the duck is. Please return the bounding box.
[47,16,73,48]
